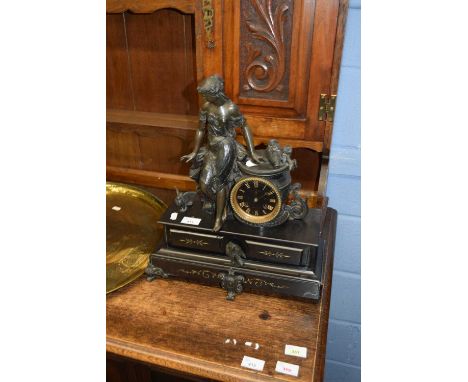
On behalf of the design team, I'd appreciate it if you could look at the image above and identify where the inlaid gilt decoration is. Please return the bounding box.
[240,0,293,100]
[244,277,288,289]
[259,250,291,259]
[179,268,220,279]
[179,238,209,247]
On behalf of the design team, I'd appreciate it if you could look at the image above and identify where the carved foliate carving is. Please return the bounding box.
[240,0,293,100]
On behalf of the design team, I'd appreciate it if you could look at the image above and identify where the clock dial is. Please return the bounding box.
[230,177,282,224]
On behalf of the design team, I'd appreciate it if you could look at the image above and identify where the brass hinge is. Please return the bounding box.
[318,94,337,122]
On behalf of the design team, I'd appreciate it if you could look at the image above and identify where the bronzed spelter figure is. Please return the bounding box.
[181,75,262,231]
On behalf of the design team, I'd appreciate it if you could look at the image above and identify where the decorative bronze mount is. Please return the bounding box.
[225,241,246,267]
[219,269,245,301]
[218,241,246,300]
[202,0,215,48]
[144,263,168,281]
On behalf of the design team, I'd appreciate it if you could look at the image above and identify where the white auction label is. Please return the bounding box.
[170,212,178,221]
[275,361,299,377]
[241,356,265,371]
[285,344,308,358]
[180,216,201,225]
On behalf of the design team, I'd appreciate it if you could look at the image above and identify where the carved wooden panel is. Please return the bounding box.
[225,0,314,121]
[239,0,293,101]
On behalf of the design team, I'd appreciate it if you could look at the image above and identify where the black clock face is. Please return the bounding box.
[230,177,282,224]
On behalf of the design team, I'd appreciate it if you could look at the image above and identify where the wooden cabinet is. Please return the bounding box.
[106,0,348,207]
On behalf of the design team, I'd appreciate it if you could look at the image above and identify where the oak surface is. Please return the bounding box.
[107,210,336,382]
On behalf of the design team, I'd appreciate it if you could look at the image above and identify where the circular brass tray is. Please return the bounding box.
[106,182,167,293]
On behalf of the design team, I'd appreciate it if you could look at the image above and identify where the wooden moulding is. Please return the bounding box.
[107,109,321,148]
[323,0,349,154]
[107,109,199,131]
[106,0,194,14]
[309,207,336,381]
[106,166,196,191]
[243,114,307,140]
[236,136,323,152]
[107,337,278,382]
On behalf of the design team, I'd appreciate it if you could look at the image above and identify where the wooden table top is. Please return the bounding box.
[106,211,335,382]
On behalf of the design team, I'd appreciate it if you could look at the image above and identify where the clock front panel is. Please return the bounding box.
[230,177,282,224]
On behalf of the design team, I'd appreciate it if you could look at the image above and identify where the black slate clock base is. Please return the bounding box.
[146,196,336,301]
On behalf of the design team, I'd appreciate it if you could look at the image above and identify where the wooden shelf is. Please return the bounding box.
[106,165,196,191]
[107,109,324,152]
[107,109,199,131]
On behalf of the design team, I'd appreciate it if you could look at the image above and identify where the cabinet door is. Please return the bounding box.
[223,0,344,147]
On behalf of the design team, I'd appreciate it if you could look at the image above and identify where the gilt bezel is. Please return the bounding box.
[230,176,282,224]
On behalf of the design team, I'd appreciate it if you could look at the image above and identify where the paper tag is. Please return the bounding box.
[285,344,308,358]
[111,206,121,211]
[245,160,258,167]
[275,361,299,377]
[241,356,265,371]
[170,212,178,221]
[181,216,201,226]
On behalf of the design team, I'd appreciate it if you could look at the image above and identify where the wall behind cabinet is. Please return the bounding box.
[324,0,361,381]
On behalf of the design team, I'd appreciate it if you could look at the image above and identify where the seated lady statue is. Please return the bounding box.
[181,75,262,231]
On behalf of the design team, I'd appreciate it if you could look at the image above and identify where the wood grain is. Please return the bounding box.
[107,209,337,382]
[323,0,349,154]
[305,0,340,141]
[106,14,134,110]
[107,166,196,191]
[124,10,198,115]
[241,114,306,140]
[107,122,195,179]
[107,109,199,130]
[236,135,323,152]
[107,0,195,14]
[196,0,225,78]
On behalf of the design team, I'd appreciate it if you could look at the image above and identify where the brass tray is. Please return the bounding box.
[106,182,167,293]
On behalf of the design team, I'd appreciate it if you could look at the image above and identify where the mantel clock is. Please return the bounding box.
[145,75,335,302]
